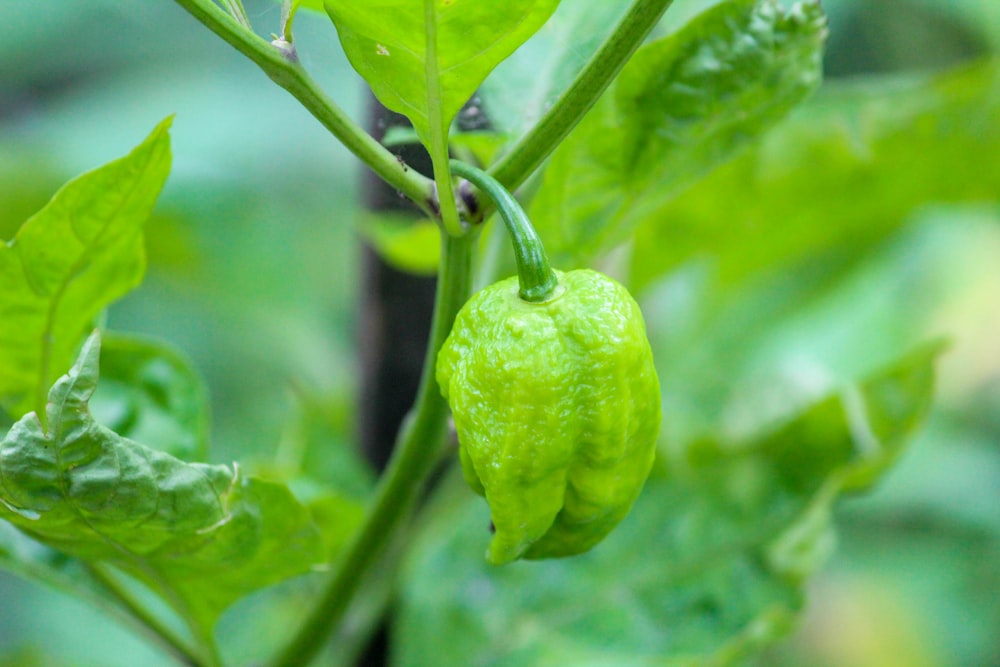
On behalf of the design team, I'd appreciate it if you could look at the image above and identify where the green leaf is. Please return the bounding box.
[0,521,115,616]
[530,0,827,266]
[631,58,1000,291]
[394,346,939,666]
[479,0,633,137]
[89,333,209,462]
[360,215,442,276]
[0,647,68,667]
[0,119,172,420]
[0,333,324,633]
[382,126,507,167]
[324,0,560,146]
[266,393,374,557]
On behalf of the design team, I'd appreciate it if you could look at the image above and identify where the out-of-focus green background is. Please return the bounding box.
[1,1,998,666]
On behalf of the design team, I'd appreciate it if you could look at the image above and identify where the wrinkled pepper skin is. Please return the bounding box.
[436,269,661,565]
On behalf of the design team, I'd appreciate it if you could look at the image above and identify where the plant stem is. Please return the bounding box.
[488,0,674,192]
[268,232,476,667]
[171,0,435,213]
[219,0,251,30]
[86,564,207,667]
[450,160,556,302]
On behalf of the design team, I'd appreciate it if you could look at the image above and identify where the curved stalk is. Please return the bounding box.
[268,232,476,667]
[450,160,556,302]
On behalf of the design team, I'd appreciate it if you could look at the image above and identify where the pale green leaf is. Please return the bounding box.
[90,333,209,462]
[324,0,560,145]
[530,0,826,266]
[0,119,172,420]
[630,58,1000,291]
[0,647,71,667]
[360,215,441,275]
[382,126,506,166]
[394,346,939,666]
[479,0,632,137]
[0,333,324,632]
[266,393,374,557]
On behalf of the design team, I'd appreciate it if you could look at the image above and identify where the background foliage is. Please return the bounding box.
[1,1,998,666]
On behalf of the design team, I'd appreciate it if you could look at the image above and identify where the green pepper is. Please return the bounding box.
[438,161,661,565]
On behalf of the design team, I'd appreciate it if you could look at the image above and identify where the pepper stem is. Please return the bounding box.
[449,159,558,302]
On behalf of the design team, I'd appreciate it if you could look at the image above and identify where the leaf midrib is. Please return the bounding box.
[33,160,154,423]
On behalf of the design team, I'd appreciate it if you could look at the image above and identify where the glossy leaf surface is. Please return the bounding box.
[479,0,632,137]
[325,0,560,144]
[0,333,324,632]
[0,120,171,420]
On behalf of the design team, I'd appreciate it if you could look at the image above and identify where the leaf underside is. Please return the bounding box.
[0,333,324,633]
[325,0,560,144]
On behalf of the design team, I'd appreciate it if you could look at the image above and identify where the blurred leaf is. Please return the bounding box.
[89,332,209,462]
[324,0,560,145]
[267,392,375,558]
[480,0,632,137]
[0,119,171,420]
[824,0,989,78]
[0,522,115,620]
[380,126,422,148]
[0,333,324,633]
[278,394,374,500]
[382,127,506,166]
[642,225,946,452]
[360,215,441,276]
[394,346,940,667]
[631,57,1000,291]
[530,0,827,266]
[306,493,367,559]
[745,342,942,497]
[809,419,1000,667]
[293,0,324,11]
[1,518,182,667]
[450,131,507,167]
[0,647,69,667]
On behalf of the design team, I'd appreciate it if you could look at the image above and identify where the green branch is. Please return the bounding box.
[87,564,209,667]
[268,232,477,667]
[171,0,435,213]
[488,0,674,192]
